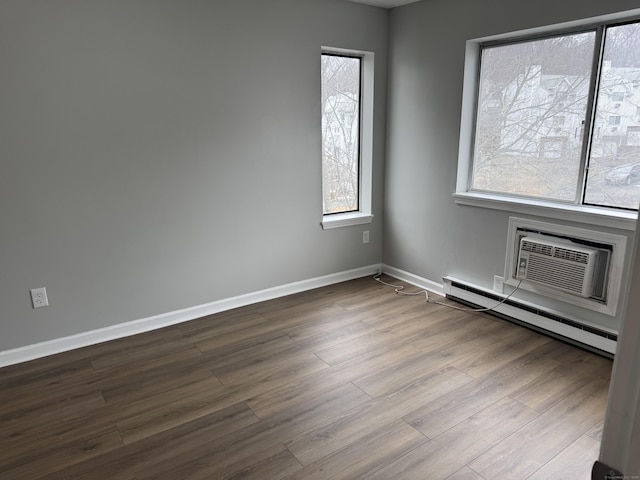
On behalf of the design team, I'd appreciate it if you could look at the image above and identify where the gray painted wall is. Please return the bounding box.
[0,0,388,351]
[384,0,640,332]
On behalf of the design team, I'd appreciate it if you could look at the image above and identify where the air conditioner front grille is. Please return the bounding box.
[526,256,588,294]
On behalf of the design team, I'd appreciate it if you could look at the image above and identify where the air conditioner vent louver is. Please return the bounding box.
[521,240,590,264]
[521,241,553,256]
[552,247,589,264]
[517,237,599,298]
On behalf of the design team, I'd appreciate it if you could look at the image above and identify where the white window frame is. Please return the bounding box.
[455,9,640,232]
[321,47,374,230]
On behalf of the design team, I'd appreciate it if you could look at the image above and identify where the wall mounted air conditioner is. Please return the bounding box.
[516,236,600,298]
[506,217,627,316]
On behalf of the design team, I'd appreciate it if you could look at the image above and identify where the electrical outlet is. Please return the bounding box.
[30,287,49,309]
[493,275,504,294]
[362,230,370,244]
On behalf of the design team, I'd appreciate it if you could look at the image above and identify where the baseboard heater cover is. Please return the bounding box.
[442,276,617,357]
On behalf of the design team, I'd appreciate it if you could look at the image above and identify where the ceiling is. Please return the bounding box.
[345,0,422,8]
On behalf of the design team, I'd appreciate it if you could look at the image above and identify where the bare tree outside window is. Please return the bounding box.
[321,54,361,214]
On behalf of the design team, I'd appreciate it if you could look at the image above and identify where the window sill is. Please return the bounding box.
[453,192,637,231]
[321,212,374,230]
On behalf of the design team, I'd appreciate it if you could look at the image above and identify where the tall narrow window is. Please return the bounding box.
[321,53,361,214]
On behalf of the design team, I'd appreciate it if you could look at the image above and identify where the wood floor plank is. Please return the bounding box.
[214,350,329,388]
[313,329,400,366]
[353,349,459,398]
[91,345,206,380]
[445,467,487,480]
[115,380,239,444]
[430,317,522,360]
[133,383,371,479]
[220,448,303,480]
[448,327,553,378]
[334,283,411,312]
[194,324,289,357]
[409,312,509,354]
[0,390,107,455]
[0,360,97,410]
[1,429,124,480]
[367,397,539,480]
[586,419,605,442]
[100,367,219,405]
[176,309,265,337]
[283,307,364,343]
[374,310,454,345]
[361,299,459,330]
[0,389,105,433]
[331,343,424,381]
[88,330,194,370]
[246,342,427,419]
[282,419,427,480]
[204,334,300,375]
[289,320,379,353]
[403,341,559,438]
[469,378,610,480]
[245,367,371,419]
[135,432,290,480]
[527,434,601,480]
[285,366,474,465]
[43,402,260,480]
[508,361,600,413]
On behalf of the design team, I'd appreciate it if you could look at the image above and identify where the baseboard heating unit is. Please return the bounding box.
[442,276,617,357]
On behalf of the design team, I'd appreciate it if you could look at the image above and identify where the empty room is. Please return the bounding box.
[1,0,639,479]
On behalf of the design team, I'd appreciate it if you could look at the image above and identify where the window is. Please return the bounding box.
[320,48,374,229]
[466,19,640,212]
[553,116,566,127]
[321,53,361,215]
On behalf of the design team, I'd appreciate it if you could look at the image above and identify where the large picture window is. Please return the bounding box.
[321,53,362,215]
[470,20,640,211]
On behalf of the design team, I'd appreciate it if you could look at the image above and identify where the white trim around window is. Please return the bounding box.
[321,47,374,230]
[454,191,637,231]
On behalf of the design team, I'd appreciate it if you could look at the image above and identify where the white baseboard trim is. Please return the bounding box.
[0,264,382,368]
[381,264,444,295]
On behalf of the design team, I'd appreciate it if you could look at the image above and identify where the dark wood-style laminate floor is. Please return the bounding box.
[0,276,612,479]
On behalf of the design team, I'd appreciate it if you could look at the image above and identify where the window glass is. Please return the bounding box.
[585,22,640,210]
[321,54,361,214]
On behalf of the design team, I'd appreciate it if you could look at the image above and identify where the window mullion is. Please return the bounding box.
[578,26,607,205]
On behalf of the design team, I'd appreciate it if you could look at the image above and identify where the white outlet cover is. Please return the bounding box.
[493,276,504,294]
[30,287,49,308]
